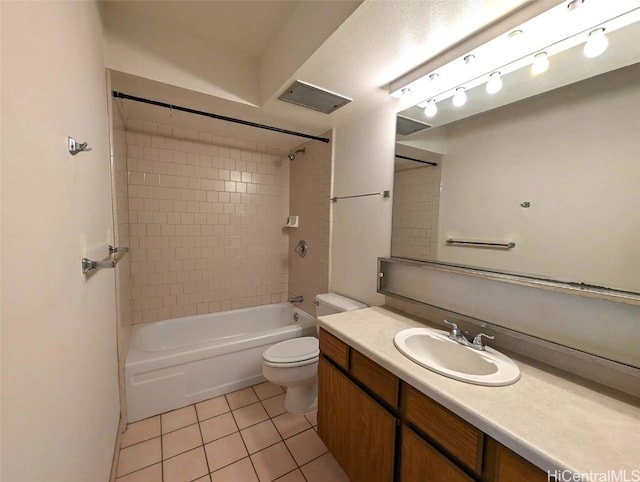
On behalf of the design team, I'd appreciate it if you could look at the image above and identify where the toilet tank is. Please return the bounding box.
[314,293,367,316]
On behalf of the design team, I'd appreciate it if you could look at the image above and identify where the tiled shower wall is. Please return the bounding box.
[391,165,441,260]
[125,121,290,324]
[287,134,332,316]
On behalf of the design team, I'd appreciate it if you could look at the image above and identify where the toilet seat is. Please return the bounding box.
[263,337,319,368]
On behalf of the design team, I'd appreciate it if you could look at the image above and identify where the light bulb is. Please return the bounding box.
[583,28,608,58]
[452,87,467,107]
[424,99,437,118]
[486,72,503,94]
[399,88,414,108]
[531,52,549,75]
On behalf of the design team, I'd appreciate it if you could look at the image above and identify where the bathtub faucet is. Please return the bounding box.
[289,295,304,304]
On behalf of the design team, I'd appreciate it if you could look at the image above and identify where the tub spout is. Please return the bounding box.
[289,295,304,304]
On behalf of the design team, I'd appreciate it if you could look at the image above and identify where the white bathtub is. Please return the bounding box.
[125,303,316,422]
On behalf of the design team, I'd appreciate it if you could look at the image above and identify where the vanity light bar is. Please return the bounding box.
[390,1,640,110]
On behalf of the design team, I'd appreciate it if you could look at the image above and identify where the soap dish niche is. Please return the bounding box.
[284,216,299,228]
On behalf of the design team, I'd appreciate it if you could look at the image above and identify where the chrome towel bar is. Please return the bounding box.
[330,190,390,203]
[446,239,515,249]
[82,245,129,274]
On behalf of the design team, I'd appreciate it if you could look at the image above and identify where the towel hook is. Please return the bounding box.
[68,137,92,155]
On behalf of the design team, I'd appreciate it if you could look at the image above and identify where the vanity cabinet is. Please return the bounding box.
[400,425,474,482]
[318,328,549,482]
[402,383,483,476]
[317,356,396,482]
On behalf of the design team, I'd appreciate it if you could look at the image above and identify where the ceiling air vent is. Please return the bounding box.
[396,116,432,136]
[278,80,351,114]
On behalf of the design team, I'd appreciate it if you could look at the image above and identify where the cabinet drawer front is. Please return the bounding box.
[403,384,483,475]
[401,426,475,482]
[318,357,396,482]
[495,444,548,482]
[350,349,399,409]
[319,328,349,369]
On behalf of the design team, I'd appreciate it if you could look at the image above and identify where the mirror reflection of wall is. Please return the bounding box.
[393,62,640,294]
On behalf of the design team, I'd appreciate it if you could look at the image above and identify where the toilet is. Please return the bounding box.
[262,293,367,414]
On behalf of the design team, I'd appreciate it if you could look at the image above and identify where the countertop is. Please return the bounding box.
[318,306,640,478]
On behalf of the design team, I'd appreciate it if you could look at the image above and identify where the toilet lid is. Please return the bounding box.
[263,337,319,364]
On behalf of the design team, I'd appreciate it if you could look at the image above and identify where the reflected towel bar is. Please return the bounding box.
[331,190,390,203]
[82,245,129,274]
[446,239,515,249]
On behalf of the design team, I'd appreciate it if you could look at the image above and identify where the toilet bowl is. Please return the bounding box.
[262,337,319,414]
[262,293,367,414]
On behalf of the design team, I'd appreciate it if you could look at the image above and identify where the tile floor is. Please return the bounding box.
[115,382,349,482]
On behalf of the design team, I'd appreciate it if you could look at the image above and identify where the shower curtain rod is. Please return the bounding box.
[395,154,438,167]
[112,91,330,144]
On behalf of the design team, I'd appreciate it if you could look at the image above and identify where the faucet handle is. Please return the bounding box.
[443,319,462,339]
[472,333,494,350]
[443,319,459,331]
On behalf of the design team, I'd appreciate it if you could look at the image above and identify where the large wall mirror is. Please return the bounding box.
[392,18,640,298]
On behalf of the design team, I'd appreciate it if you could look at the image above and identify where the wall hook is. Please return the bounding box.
[68,137,92,155]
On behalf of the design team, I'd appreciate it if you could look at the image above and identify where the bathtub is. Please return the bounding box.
[125,302,316,422]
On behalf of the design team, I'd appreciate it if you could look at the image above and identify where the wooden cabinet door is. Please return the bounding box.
[317,356,396,482]
[494,444,549,482]
[400,426,475,482]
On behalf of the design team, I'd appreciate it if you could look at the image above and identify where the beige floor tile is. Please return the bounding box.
[193,477,211,482]
[163,446,209,482]
[200,412,238,444]
[250,442,297,482]
[285,428,327,466]
[121,417,161,448]
[272,412,311,439]
[162,405,198,433]
[300,453,349,482]
[304,409,317,427]
[226,387,259,409]
[261,393,286,418]
[274,469,306,482]
[196,396,230,421]
[162,424,202,459]
[204,432,248,472]
[210,457,258,482]
[253,382,284,400]
[240,420,282,454]
[116,438,161,478]
[232,402,269,430]
[115,463,161,482]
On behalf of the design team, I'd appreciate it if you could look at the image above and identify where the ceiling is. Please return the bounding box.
[101,0,535,150]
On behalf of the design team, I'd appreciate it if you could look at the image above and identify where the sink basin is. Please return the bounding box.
[394,327,520,386]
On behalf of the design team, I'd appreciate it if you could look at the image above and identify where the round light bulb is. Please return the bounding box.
[531,52,549,75]
[486,72,503,94]
[424,99,437,118]
[583,28,608,58]
[452,87,467,107]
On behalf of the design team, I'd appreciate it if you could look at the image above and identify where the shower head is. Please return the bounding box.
[288,148,306,161]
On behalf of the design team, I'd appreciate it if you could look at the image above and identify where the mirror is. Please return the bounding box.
[392,21,640,296]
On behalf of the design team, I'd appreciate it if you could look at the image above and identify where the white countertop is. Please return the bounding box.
[318,306,640,478]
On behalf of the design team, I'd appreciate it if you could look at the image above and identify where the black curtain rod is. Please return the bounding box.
[112,91,330,144]
[395,154,438,167]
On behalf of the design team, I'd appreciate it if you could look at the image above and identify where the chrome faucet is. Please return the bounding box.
[289,295,303,304]
[444,320,494,351]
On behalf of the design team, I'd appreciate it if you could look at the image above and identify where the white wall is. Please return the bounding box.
[330,102,397,305]
[1,2,120,481]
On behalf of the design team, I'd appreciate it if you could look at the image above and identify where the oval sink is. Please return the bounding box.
[394,327,520,386]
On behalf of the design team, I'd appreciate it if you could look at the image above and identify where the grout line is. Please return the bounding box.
[159,413,164,481]
[114,462,162,481]
[237,385,261,481]
[194,403,212,478]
